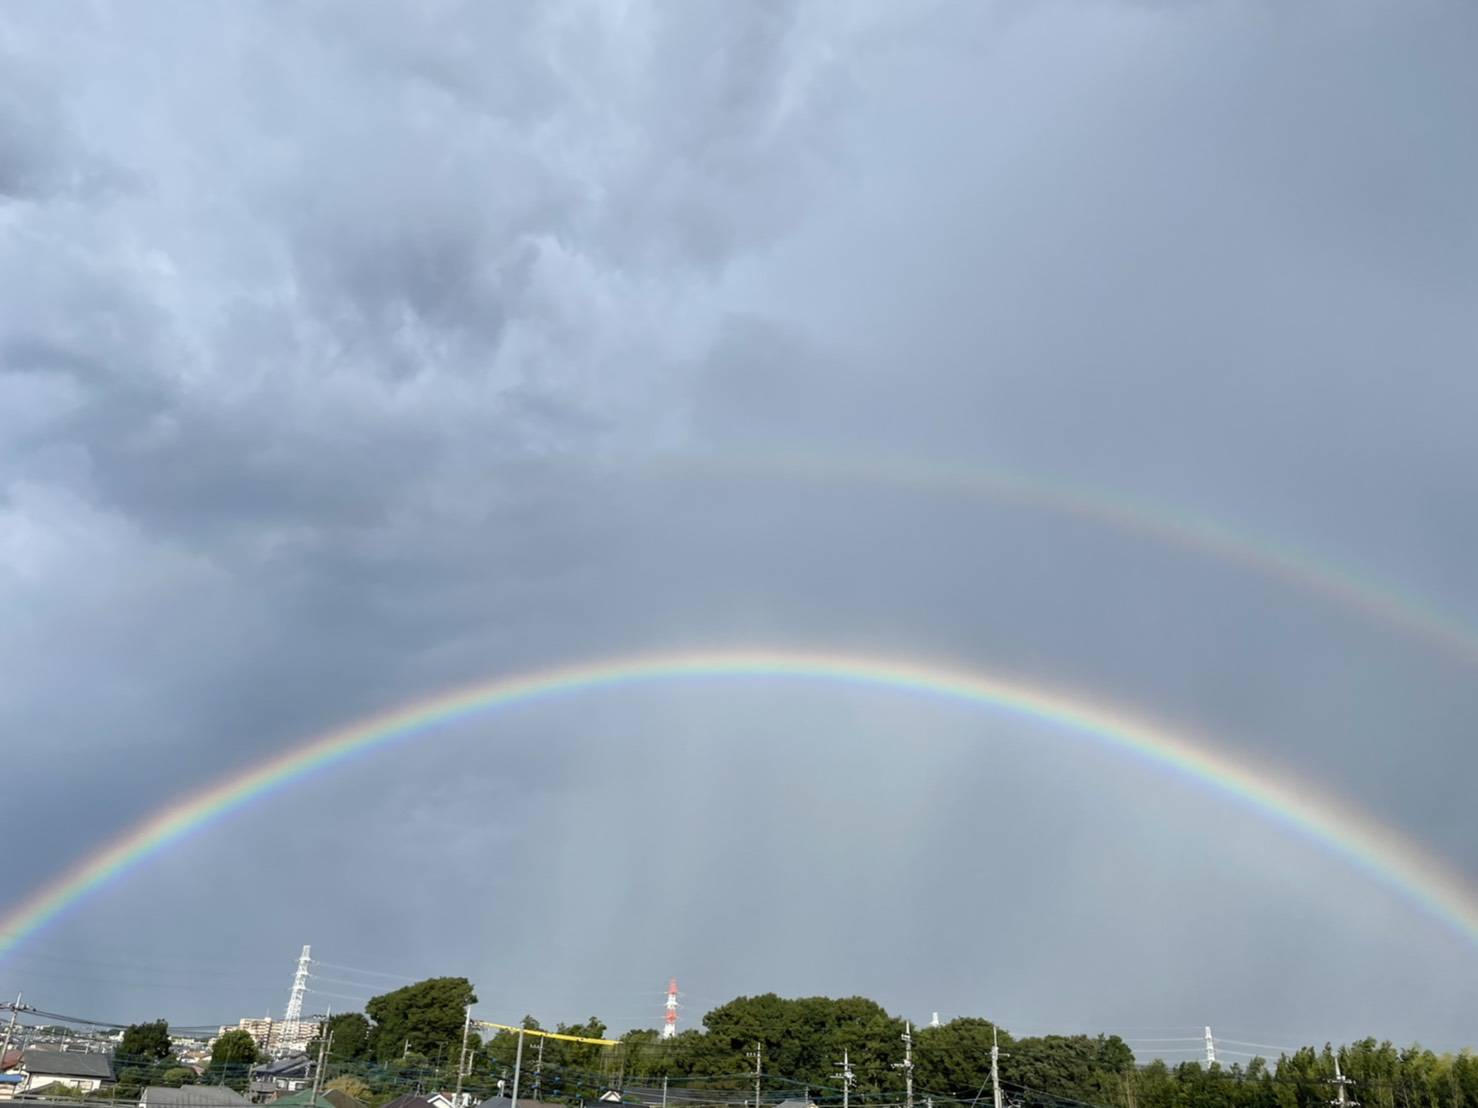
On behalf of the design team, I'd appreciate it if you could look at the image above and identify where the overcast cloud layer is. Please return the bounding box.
[3,1,1477,1054]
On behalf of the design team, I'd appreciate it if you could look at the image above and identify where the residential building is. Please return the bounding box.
[219,1019,279,1054]
[7,1048,114,1096]
[249,1054,315,1099]
[269,1088,365,1108]
[140,1086,252,1108]
[215,1019,321,1058]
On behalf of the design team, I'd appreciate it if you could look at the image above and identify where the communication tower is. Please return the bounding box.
[662,978,679,1039]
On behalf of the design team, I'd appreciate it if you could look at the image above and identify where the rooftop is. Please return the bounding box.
[140,1086,252,1108]
[21,1049,115,1080]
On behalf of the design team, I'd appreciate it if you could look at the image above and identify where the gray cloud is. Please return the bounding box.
[1,0,1475,1056]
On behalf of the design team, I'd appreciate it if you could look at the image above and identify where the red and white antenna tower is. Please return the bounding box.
[662,978,679,1039]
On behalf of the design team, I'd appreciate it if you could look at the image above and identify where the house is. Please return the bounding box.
[381,1095,443,1108]
[268,1088,365,1108]
[249,1054,315,1098]
[141,1086,252,1108]
[13,1049,115,1095]
[0,1050,21,1101]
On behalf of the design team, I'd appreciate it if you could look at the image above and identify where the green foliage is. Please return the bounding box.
[211,1029,262,1067]
[325,1074,373,1102]
[205,1028,262,1091]
[281,984,1478,1108]
[160,1067,197,1088]
[1005,1032,1136,1106]
[313,1012,375,1062]
[365,976,478,1062]
[917,1017,1011,1097]
[111,1066,149,1102]
[120,1019,174,1063]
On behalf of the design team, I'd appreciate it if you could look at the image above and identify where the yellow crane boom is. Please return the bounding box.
[475,1021,620,1046]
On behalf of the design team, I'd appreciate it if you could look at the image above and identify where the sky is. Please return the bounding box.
[2,0,1477,1060]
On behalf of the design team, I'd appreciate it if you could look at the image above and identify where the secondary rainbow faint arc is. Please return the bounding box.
[664,450,1478,672]
[3,649,1476,956]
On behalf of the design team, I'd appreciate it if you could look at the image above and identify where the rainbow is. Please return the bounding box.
[653,450,1478,673]
[3,649,1476,958]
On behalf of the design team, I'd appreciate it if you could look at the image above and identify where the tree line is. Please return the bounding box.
[107,981,1475,1108]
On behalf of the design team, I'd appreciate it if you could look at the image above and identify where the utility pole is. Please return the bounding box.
[990,1026,1005,1108]
[1330,1053,1359,1108]
[454,1006,472,1106]
[510,1027,526,1108]
[834,1050,855,1108]
[895,1023,914,1108]
[661,1076,668,1108]
[748,1042,763,1108]
[311,1030,334,1107]
[533,1037,545,1101]
[1204,1028,1216,1067]
[0,995,21,1060]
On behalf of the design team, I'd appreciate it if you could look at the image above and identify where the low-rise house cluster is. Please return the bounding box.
[0,1047,115,1098]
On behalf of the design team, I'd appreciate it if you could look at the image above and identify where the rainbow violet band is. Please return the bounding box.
[3,649,1475,955]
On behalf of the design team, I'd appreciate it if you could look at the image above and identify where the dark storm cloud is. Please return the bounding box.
[1,0,1475,1053]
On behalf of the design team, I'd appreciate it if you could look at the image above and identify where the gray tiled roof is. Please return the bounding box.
[140,1086,252,1108]
[256,1054,313,1078]
[21,1049,115,1080]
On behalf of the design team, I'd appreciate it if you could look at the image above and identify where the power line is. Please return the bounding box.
[311,960,417,981]
[1217,1039,1297,1054]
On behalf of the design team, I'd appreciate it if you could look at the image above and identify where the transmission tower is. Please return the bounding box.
[1204,1027,1216,1066]
[285,945,312,1025]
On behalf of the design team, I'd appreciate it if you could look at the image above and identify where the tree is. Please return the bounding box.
[212,1029,262,1067]
[120,1019,174,1063]
[208,1028,262,1090]
[161,1068,197,1088]
[917,1017,1010,1098]
[112,1067,149,1102]
[326,1075,372,1102]
[365,976,477,1062]
[311,1013,374,1062]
